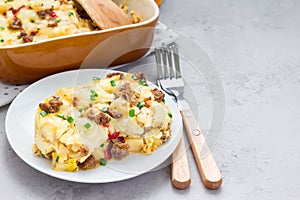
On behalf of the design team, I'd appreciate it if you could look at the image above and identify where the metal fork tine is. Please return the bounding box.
[161,47,169,79]
[171,45,182,78]
[167,46,175,79]
[155,48,163,80]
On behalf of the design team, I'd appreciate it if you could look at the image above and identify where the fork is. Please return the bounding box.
[155,44,223,190]
[155,45,191,190]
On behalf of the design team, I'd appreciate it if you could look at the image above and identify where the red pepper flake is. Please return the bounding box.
[50,11,57,18]
[145,104,150,108]
[108,132,120,140]
[9,5,26,15]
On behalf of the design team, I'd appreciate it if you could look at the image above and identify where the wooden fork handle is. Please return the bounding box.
[171,133,191,189]
[181,109,223,189]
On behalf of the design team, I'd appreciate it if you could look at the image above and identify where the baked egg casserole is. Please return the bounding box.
[0,0,139,46]
[33,72,172,172]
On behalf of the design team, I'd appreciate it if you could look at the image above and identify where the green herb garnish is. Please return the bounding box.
[78,108,84,113]
[137,101,145,108]
[162,99,165,104]
[68,11,74,16]
[90,95,96,101]
[168,113,173,118]
[129,109,135,117]
[131,74,138,80]
[100,158,107,166]
[84,122,91,129]
[57,113,66,120]
[102,107,108,113]
[56,18,61,23]
[90,90,98,101]
[67,116,74,123]
[55,156,59,162]
[90,90,98,97]
[92,77,101,81]
[110,80,116,86]
[100,143,105,148]
[139,79,147,86]
[40,110,47,117]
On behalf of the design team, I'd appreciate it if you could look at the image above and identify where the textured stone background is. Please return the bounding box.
[1,0,300,199]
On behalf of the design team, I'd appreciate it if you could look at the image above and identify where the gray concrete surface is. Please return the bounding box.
[1,0,300,199]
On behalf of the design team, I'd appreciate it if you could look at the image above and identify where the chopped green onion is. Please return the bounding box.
[57,113,66,120]
[131,74,138,80]
[100,143,105,148]
[30,19,35,23]
[102,107,108,113]
[100,158,107,166]
[137,101,145,108]
[162,99,165,104]
[110,80,116,86]
[0,39,4,43]
[84,122,91,129]
[92,76,101,81]
[90,95,96,101]
[56,18,61,23]
[67,116,74,123]
[40,110,47,117]
[139,79,147,86]
[37,27,40,30]
[78,108,84,113]
[90,90,98,97]
[168,112,173,118]
[68,11,74,16]
[90,90,98,101]
[55,156,59,162]
[129,109,135,117]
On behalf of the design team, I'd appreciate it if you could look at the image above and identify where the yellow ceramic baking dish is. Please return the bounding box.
[0,0,159,84]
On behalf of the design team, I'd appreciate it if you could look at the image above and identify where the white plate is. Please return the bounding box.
[5,69,182,183]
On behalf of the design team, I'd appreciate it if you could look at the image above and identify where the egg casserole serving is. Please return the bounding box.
[33,72,172,172]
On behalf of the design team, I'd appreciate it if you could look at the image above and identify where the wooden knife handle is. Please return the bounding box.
[181,110,222,189]
[171,133,191,189]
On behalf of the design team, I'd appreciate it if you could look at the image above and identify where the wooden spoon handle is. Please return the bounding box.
[76,0,132,29]
[171,133,191,189]
[181,109,222,189]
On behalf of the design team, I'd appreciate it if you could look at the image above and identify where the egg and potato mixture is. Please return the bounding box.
[0,0,139,46]
[0,0,96,46]
[33,72,172,172]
